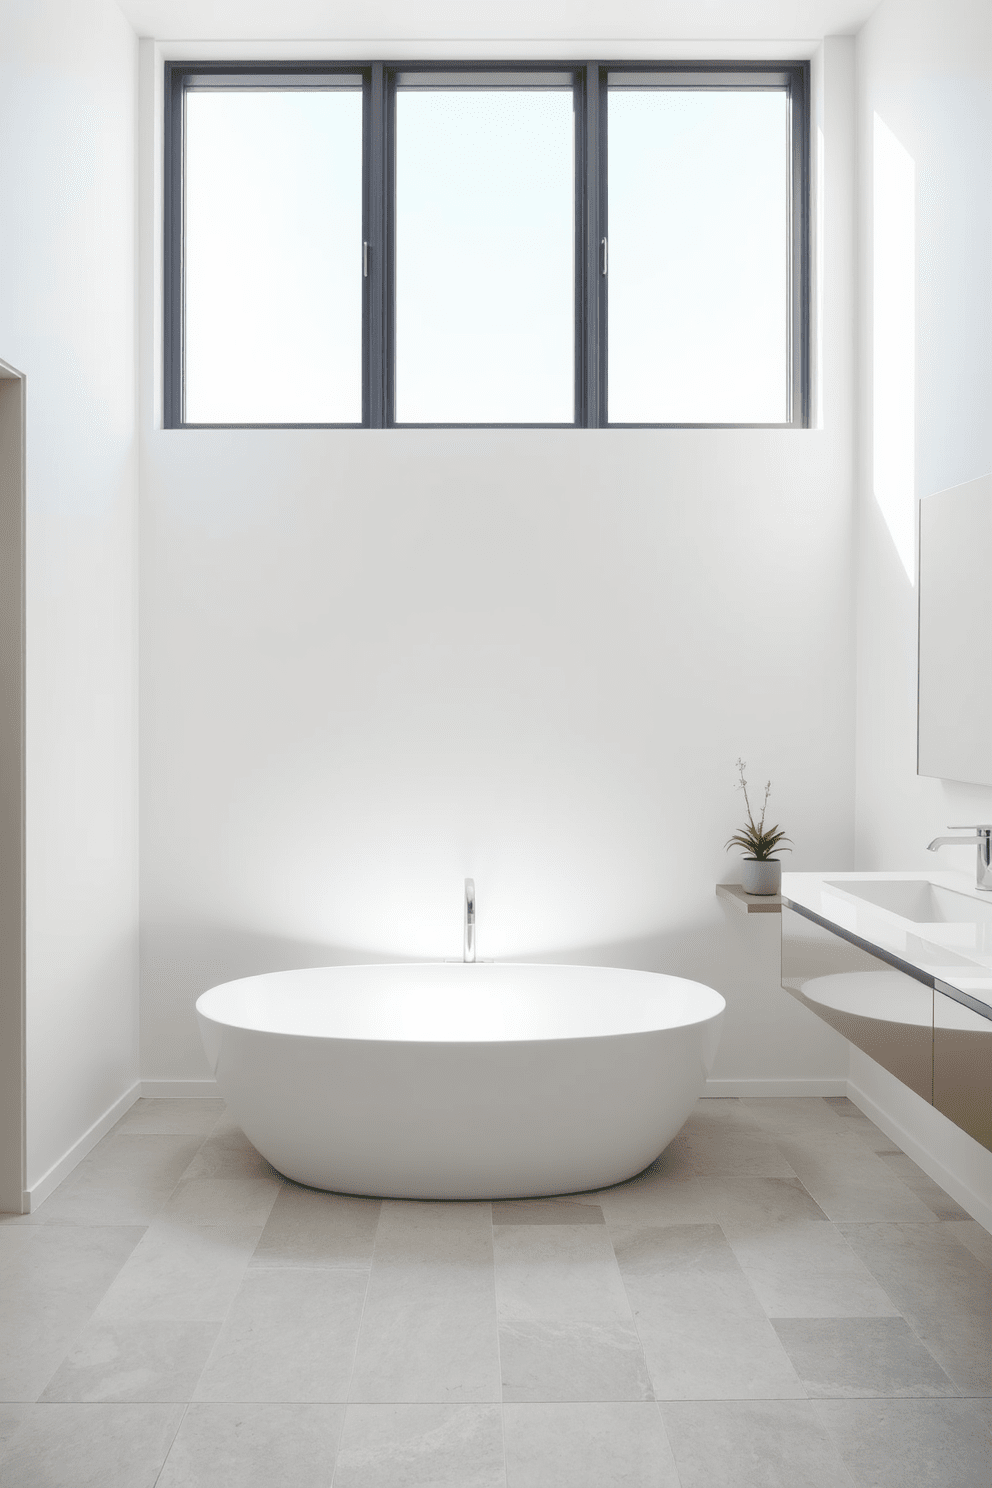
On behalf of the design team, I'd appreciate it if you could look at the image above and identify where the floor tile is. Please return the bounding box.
[772,1316,958,1398]
[0,1226,144,1400]
[816,1397,992,1487]
[194,1268,368,1402]
[0,1226,41,1263]
[723,1218,901,1318]
[332,1404,504,1488]
[839,1117,904,1156]
[822,1100,900,1153]
[157,1403,344,1488]
[822,1097,862,1115]
[93,1221,263,1323]
[493,1214,654,1398]
[838,1222,992,1393]
[776,1136,942,1223]
[499,1317,654,1402]
[965,1394,992,1444]
[661,1399,854,1487]
[113,1099,225,1136]
[250,1185,381,1269]
[740,1098,853,1138]
[349,1203,500,1403]
[684,1125,797,1177]
[503,1402,678,1487]
[73,1134,206,1189]
[180,1114,278,1179]
[0,1193,61,1227]
[875,1155,971,1220]
[40,1318,219,1402]
[0,1406,28,1456]
[635,1312,806,1401]
[942,1219,992,1272]
[0,1403,183,1488]
[495,1223,634,1325]
[694,1175,828,1225]
[613,1223,765,1318]
[593,1173,715,1228]
[689,1098,749,1124]
[157,1176,282,1227]
[26,1183,177,1228]
[493,1200,604,1225]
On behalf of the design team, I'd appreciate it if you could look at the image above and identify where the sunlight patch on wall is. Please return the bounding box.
[872,112,916,583]
[816,124,825,429]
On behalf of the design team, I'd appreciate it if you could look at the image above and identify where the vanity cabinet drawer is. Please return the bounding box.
[933,989,992,1151]
[781,907,934,1103]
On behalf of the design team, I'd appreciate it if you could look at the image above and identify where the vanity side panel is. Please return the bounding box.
[933,990,992,1151]
[781,907,933,1102]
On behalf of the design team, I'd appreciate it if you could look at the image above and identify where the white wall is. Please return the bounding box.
[854,0,992,869]
[139,42,856,1090]
[852,0,992,1213]
[0,0,139,1195]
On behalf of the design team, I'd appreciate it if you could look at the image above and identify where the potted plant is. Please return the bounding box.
[725,758,792,895]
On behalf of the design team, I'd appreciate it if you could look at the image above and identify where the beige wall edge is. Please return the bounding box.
[0,359,26,1213]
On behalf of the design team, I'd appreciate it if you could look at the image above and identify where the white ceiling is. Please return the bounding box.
[114,0,882,44]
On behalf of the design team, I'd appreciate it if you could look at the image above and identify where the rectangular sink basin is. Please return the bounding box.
[826,879,992,925]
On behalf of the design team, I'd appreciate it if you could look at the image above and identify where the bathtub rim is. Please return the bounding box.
[195,960,727,1045]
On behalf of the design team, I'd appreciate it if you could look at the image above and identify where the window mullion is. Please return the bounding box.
[367,63,387,428]
[581,64,607,428]
[596,65,608,427]
[163,67,184,428]
[383,67,398,426]
[792,67,811,428]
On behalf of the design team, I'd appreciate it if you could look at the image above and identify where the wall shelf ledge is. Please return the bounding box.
[716,883,783,914]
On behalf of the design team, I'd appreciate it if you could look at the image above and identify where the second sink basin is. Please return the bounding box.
[826,878,992,925]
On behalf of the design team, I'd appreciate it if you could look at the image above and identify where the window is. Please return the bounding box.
[182,78,363,424]
[393,74,576,424]
[165,62,809,429]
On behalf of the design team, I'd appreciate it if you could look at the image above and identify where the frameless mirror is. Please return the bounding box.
[918,473,992,786]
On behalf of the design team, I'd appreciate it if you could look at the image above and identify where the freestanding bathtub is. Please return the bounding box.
[196,962,725,1200]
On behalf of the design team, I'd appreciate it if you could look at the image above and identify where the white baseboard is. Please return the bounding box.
[704,1077,849,1098]
[140,1079,219,1098]
[27,1080,142,1211]
[847,1055,992,1234]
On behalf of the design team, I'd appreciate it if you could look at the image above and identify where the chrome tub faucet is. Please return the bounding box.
[927,826,992,892]
[464,878,476,962]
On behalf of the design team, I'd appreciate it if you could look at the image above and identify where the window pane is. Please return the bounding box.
[394,89,575,424]
[184,88,363,424]
[608,89,789,424]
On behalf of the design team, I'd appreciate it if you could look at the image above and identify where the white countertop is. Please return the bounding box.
[781,870,992,1017]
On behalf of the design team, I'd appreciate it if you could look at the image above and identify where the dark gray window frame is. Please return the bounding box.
[164,59,810,431]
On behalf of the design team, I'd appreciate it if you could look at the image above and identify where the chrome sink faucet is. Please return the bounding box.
[927,826,992,892]
[464,878,476,962]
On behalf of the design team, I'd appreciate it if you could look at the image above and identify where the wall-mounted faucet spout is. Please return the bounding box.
[464,879,476,963]
[927,826,992,892]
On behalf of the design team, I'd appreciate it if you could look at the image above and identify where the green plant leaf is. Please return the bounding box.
[725,825,792,860]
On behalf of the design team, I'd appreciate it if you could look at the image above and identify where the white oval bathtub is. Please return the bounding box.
[196,962,725,1200]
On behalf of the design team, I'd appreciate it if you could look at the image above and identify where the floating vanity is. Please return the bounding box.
[781,872,992,1152]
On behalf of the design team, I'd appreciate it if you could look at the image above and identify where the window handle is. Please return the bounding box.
[363,241,370,278]
[600,236,608,276]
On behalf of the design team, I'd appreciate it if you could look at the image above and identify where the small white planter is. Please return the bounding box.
[741,858,781,895]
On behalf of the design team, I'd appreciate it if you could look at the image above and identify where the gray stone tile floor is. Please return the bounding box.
[0,1094,989,1486]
